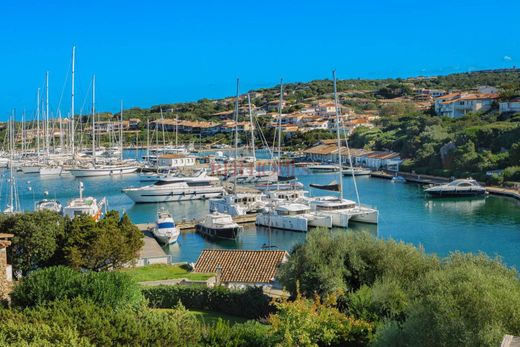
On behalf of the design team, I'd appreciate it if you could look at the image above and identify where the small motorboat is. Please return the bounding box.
[391,175,406,183]
[62,182,106,221]
[196,211,242,240]
[36,199,63,214]
[424,178,487,197]
[309,180,340,192]
[153,209,180,245]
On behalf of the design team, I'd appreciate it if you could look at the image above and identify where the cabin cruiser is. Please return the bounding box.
[209,192,266,216]
[153,209,180,244]
[36,199,63,214]
[62,182,106,221]
[342,167,371,176]
[122,172,224,203]
[196,211,242,240]
[256,202,332,232]
[424,179,487,197]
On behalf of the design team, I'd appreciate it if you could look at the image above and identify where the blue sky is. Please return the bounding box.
[1,0,518,120]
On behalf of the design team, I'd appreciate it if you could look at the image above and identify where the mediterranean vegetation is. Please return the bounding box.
[2,218,520,346]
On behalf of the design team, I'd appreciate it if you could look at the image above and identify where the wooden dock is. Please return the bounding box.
[137,214,257,232]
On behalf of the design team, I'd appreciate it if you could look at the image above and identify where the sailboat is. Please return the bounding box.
[306,71,378,226]
[4,114,21,214]
[209,81,267,216]
[68,76,138,177]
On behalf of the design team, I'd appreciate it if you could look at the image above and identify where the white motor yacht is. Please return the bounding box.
[209,192,266,216]
[425,179,487,197]
[122,172,224,203]
[196,211,242,240]
[153,209,180,245]
[62,182,105,221]
[342,167,371,176]
[36,199,63,214]
[256,202,332,232]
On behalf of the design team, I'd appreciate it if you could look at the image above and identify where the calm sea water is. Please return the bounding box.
[2,149,519,267]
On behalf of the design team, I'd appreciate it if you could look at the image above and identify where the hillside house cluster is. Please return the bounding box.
[304,143,401,170]
[434,93,499,118]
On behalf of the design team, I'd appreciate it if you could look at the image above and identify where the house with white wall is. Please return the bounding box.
[434,93,498,118]
[499,97,520,114]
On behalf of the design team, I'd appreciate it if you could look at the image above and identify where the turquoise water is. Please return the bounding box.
[2,150,519,267]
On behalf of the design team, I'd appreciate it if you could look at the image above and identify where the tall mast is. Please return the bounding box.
[45,71,50,156]
[175,113,178,147]
[146,118,150,165]
[333,70,343,200]
[71,45,75,157]
[36,88,41,160]
[120,100,124,161]
[21,110,25,154]
[160,108,166,146]
[233,78,239,194]
[247,93,256,165]
[91,74,96,164]
[277,79,283,188]
[9,111,15,212]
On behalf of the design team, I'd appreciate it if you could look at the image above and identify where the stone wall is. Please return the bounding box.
[0,241,11,299]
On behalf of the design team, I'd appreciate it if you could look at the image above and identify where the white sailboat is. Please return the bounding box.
[307,71,378,226]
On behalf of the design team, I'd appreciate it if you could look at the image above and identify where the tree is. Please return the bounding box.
[60,212,143,271]
[1,211,65,276]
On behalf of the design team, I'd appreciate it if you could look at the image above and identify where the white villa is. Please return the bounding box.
[434,93,499,118]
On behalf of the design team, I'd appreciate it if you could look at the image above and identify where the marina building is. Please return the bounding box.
[193,249,288,289]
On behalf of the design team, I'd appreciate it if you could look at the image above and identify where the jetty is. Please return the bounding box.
[136,213,257,233]
[370,170,520,201]
[136,230,170,266]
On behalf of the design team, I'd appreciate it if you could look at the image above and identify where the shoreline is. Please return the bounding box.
[370,170,520,201]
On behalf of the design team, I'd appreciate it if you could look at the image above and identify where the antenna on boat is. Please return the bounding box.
[333,70,343,200]
[79,181,84,200]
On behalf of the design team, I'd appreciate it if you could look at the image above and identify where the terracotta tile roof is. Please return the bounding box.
[303,144,338,155]
[194,249,288,283]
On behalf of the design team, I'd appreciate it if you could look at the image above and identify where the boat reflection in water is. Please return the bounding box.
[425,196,487,215]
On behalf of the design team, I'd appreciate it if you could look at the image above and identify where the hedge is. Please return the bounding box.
[142,285,273,319]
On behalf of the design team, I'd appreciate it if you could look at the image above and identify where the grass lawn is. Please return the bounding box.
[120,264,213,282]
[153,308,249,325]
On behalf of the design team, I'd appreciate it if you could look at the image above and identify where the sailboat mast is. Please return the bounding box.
[175,113,178,147]
[9,112,14,211]
[233,78,240,194]
[333,70,343,200]
[160,108,166,146]
[146,118,150,165]
[71,45,75,157]
[120,100,124,161]
[277,79,283,188]
[92,74,96,164]
[58,110,63,151]
[247,93,256,165]
[45,71,50,157]
[36,88,40,160]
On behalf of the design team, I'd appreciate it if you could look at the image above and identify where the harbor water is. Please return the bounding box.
[2,149,519,267]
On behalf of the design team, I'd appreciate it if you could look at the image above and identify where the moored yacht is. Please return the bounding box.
[153,208,180,245]
[122,172,224,203]
[307,164,340,173]
[209,192,266,216]
[342,167,371,176]
[62,182,106,221]
[36,199,63,214]
[196,211,242,240]
[425,179,487,197]
[256,202,332,232]
[68,163,139,177]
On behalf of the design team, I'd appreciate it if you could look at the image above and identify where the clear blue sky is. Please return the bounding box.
[1,0,518,120]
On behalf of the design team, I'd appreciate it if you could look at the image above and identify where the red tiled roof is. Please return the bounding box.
[194,249,288,283]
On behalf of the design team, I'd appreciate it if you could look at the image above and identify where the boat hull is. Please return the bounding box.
[123,188,224,203]
[21,166,41,174]
[68,166,138,177]
[425,190,486,197]
[256,214,308,232]
[349,207,379,224]
[39,167,63,176]
[196,224,241,240]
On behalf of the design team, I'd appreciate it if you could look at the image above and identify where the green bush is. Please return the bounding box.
[503,166,520,181]
[142,285,272,319]
[11,266,144,310]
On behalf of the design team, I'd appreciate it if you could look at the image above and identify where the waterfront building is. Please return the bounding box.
[193,249,288,289]
[434,93,499,118]
[499,97,520,114]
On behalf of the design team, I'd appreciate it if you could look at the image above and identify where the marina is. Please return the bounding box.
[0,150,519,267]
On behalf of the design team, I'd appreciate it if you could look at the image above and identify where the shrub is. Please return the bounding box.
[142,285,272,319]
[11,266,144,310]
[201,320,273,347]
[503,166,520,181]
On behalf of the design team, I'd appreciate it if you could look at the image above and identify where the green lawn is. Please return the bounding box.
[121,264,213,282]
